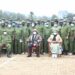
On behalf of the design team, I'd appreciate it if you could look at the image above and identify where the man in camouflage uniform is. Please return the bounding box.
[69,23,75,53]
[18,29,25,54]
[11,29,18,54]
[74,29,75,53]
[0,30,2,57]
[0,31,12,57]
[51,21,61,33]
[27,29,42,57]
[61,24,70,54]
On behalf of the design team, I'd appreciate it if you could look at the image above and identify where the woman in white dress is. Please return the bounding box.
[47,31,63,58]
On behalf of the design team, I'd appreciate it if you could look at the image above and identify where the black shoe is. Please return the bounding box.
[36,55,40,57]
[27,55,32,57]
[7,55,11,58]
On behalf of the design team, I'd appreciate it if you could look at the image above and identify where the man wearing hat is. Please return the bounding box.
[47,30,63,58]
[0,30,12,57]
[27,29,42,57]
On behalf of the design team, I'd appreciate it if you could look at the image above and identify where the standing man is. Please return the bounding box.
[60,23,70,54]
[27,29,42,57]
[69,24,75,53]
[51,21,61,33]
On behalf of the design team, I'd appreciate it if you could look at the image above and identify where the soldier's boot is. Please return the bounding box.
[36,46,40,57]
[7,49,11,58]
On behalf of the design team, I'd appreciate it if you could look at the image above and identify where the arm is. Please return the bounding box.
[26,35,31,43]
[47,35,57,43]
[47,37,52,43]
[57,35,63,45]
[37,35,42,43]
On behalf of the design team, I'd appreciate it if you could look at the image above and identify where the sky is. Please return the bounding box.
[0,0,75,17]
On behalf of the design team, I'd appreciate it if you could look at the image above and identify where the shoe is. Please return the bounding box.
[36,55,40,57]
[27,55,32,57]
[7,55,11,58]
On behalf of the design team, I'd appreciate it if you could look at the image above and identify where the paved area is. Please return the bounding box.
[0,54,75,75]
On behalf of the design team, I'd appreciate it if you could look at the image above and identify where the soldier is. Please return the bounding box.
[61,25,70,54]
[74,29,75,53]
[27,29,42,57]
[69,24,75,53]
[11,29,18,54]
[0,31,12,58]
[51,21,61,33]
[0,30,2,57]
[18,29,25,54]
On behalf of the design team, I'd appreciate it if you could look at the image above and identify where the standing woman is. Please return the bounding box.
[47,31,63,58]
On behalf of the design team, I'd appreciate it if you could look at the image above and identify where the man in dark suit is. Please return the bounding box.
[27,29,42,57]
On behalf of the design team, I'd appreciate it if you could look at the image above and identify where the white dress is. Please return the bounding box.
[48,34,62,54]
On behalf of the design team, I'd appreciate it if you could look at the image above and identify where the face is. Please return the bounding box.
[4,31,7,35]
[33,31,37,35]
[53,32,57,35]
[71,24,74,26]
[8,24,11,28]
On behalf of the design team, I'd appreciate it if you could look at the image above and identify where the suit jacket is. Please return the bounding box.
[27,34,42,46]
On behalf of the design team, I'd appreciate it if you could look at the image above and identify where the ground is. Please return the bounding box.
[0,53,75,75]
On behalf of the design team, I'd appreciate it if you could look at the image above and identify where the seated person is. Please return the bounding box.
[0,31,11,58]
[47,31,63,58]
[27,29,42,57]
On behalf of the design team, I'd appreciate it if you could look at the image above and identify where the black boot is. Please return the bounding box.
[36,46,40,57]
[7,50,11,58]
[36,55,40,57]
[27,55,32,57]
[7,54,11,58]
[27,47,32,57]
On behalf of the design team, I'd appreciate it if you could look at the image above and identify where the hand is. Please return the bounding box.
[52,41,58,43]
[33,44,37,46]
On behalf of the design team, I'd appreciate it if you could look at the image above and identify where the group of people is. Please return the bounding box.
[27,28,63,58]
[3,21,75,58]
[0,27,63,58]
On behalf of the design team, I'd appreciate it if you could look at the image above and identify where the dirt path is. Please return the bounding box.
[0,54,75,75]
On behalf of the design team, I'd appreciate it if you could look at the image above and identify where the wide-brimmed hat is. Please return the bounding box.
[32,29,38,32]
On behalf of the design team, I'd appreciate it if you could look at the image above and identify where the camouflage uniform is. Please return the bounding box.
[69,25,75,53]
[18,29,25,54]
[61,25,70,54]
[11,29,18,54]
[0,30,2,56]
[74,29,75,53]
[1,31,12,57]
[51,23,61,33]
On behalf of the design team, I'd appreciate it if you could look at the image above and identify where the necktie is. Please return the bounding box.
[32,34,35,44]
